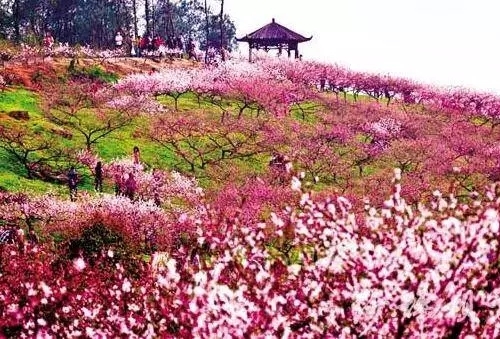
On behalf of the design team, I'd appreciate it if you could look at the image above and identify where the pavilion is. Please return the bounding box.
[236,18,312,62]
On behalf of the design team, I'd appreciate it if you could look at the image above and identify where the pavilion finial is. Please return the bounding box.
[272,18,275,23]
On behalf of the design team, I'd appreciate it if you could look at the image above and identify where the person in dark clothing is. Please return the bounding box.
[68,166,78,202]
[114,165,123,196]
[94,161,103,192]
[175,36,183,51]
[26,229,38,245]
[269,152,285,168]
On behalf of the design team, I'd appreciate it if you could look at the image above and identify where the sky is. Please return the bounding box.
[214,0,500,94]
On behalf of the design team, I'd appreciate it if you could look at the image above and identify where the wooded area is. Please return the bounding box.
[0,0,235,50]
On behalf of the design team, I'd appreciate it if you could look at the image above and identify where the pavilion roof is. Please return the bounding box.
[236,18,312,43]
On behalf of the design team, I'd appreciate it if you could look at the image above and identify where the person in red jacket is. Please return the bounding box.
[138,35,147,57]
[153,35,164,50]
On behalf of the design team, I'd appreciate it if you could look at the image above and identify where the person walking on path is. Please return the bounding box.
[94,161,103,192]
[68,166,78,202]
[133,146,141,165]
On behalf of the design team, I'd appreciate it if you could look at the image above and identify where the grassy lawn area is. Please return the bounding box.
[0,83,398,197]
[0,87,42,115]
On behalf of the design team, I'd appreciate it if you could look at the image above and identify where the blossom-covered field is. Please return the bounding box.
[2,48,500,337]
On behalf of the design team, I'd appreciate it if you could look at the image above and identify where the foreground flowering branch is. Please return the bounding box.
[1,169,500,337]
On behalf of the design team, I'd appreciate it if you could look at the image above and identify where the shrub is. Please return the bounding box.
[6,110,30,121]
[68,64,118,84]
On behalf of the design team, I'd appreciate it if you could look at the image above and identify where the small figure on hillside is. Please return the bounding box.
[130,34,138,57]
[320,78,326,92]
[269,152,291,184]
[26,228,38,245]
[68,166,79,202]
[125,172,137,200]
[153,35,164,50]
[175,35,184,53]
[133,146,141,165]
[269,152,285,168]
[138,35,147,57]
[114,165,123,196]
[115,31,123,49]
[42,31,54,49]
[187,37,197,61]
[146,34,154,52]
[94,161,103,192]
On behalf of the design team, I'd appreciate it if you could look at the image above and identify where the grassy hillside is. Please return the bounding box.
[1,56,498,207]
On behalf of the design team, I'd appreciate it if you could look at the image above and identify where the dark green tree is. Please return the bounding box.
[0,0,235,50]
[153,0,236,51]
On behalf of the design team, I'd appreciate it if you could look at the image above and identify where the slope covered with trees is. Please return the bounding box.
[1,44,500,337]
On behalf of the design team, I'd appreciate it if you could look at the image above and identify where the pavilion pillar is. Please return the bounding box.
[295,46,299,59]
[249,44,252,62]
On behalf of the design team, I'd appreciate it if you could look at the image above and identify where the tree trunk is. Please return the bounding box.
[204,0,209,64]
[132,0,138,38]
[116,0,122,31]
[13,0,21,42]
[219,0,225,61]
[145,0,151,34]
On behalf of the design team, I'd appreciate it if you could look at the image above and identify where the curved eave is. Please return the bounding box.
[236,36,313,43]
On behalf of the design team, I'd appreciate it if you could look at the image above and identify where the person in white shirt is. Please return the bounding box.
[115,31,123,48]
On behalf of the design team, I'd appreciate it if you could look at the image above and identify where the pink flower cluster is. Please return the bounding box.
[1,170,500,337]
[115,59,317,116]
[257,57,500,122]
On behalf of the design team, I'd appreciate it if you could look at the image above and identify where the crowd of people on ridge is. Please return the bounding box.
[115,31,199,60]
[40,29,200,60]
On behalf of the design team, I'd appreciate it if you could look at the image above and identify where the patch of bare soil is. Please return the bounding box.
[0,56,200,89]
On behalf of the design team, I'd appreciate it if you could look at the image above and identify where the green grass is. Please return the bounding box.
[290,101,323,123]
[0,87,184,195]
[0,148,66,194]
[0,84,387,196]
[158,92,215,112]
[0,88,43,117]
[68,64,119,84]
[0,88,60,194]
